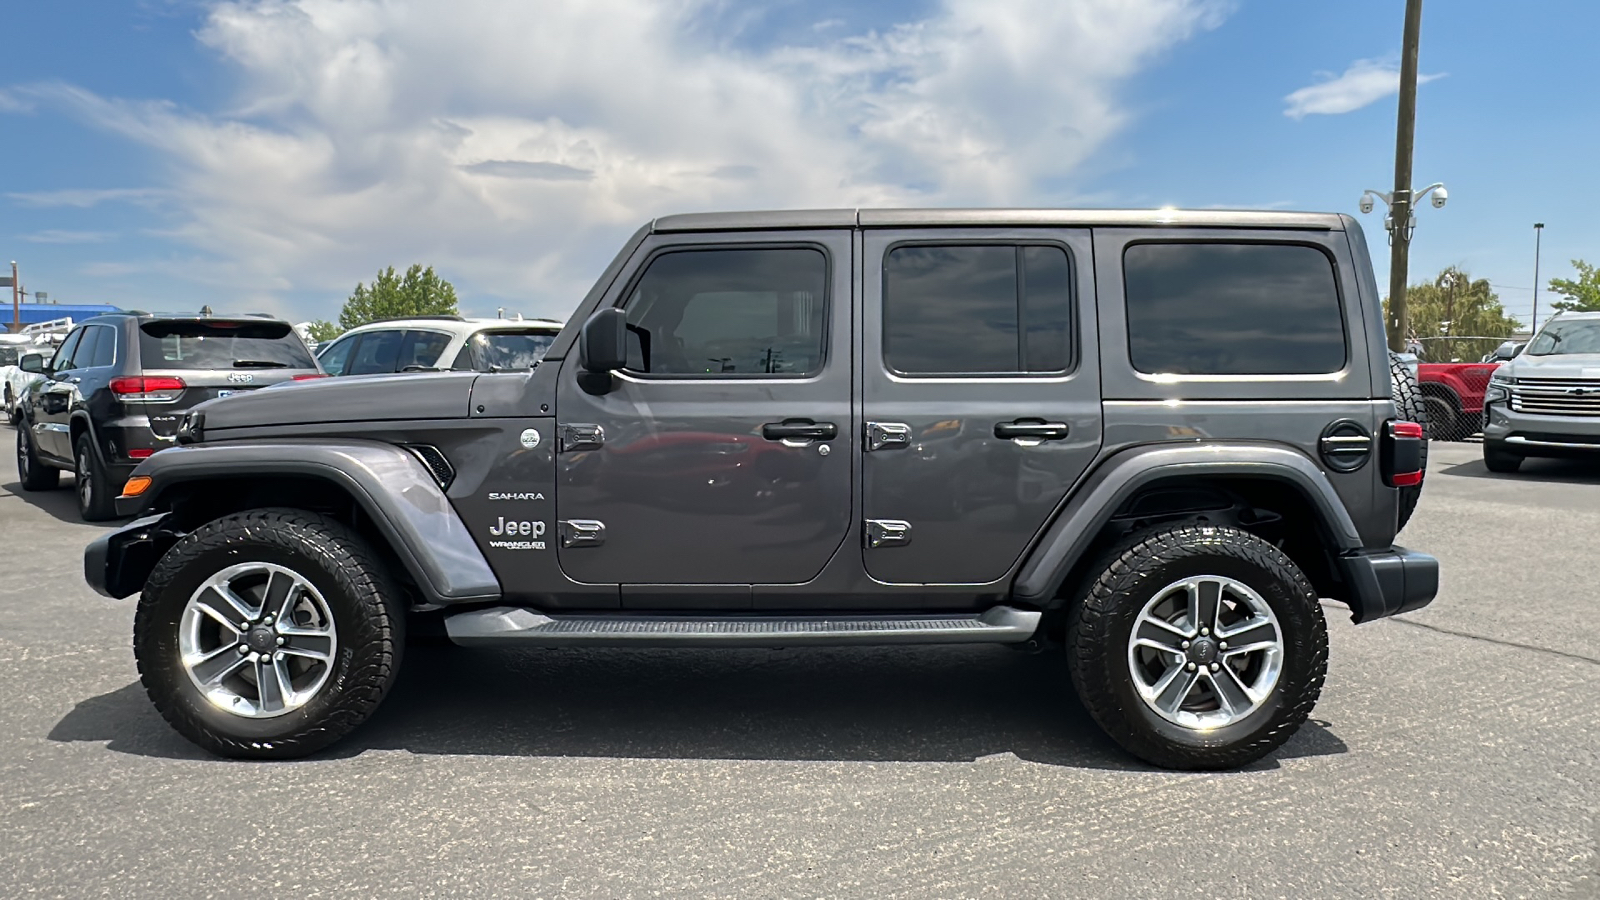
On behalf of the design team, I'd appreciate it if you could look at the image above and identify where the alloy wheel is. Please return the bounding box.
[178,562,339,718]
[1126,575,1284,731]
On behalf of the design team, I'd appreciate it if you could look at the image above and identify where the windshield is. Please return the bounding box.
[468,330,557,371]
[1526,319,1600,356]
[139,320,318,370]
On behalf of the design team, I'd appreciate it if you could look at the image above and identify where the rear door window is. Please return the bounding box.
[397,330,452,371]
[346,330,403,375]
[139,320,318,370]
[1122,243,1346,375]
[84,325,117,368]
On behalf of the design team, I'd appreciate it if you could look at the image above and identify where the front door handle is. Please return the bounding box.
[761,419,837,442]
[994,419,1070,442]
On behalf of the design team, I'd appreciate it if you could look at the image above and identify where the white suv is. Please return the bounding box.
[315,315,564,376]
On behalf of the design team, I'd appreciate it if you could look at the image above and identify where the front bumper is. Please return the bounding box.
[1483,403,1600,457]
[1338,547,1439,623]
[84,513,176,600]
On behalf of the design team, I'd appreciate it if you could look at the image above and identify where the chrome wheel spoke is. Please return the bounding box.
[1208,665,1255,716]
[1134,615,1190,653]
[192,586,254,633]
[278,628,333,662]
[254,655,291,713]
[261,571,298,624]
[1188,579,1221,634]
[188,642,248,685]
[1154,667,1201,715]
[1219,617,1278,656]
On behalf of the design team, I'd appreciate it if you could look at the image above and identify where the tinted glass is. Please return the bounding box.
[623,248,827,376]
[397,330,452,370]
[1123,243,1346,375]
[316,336,356,376]
[1527,319,1600,356]
[0,346,19,366]
[51,330,83,371]
[468,330,557,371]
[346,330,402,375]
[139,320,318,370]
[72,327,103,369]
[86,325,117,368]
[884,245,1072,374]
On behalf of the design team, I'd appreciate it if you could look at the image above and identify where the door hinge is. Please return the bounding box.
[558,519,606,548]
[863,422,911,452]
[864,519,912,548]
[558,423,605,453]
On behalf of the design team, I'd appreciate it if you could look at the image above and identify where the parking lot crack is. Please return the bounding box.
[1389,616,1600,668]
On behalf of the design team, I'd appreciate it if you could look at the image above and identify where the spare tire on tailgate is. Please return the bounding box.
[1390,351,1428,531]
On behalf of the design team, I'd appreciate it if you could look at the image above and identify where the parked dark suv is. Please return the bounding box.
[16,314,323,520]
[87,209,1437,770]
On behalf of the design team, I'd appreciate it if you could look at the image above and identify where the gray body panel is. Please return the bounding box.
[199,372,477,431]
[129,440,500,603]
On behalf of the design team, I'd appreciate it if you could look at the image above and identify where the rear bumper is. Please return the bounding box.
[1338,547,1439,623]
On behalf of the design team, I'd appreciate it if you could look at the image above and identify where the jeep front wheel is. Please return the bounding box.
[134,508,405,759]
[1068,523,1327,770]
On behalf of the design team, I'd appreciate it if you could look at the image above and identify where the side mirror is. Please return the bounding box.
[19,355,44,374]
[580,307,628,373]
[1492,340,1518,361]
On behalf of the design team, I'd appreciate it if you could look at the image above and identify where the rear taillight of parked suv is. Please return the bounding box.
[1382,420,1425,487]
[111,376,186,403]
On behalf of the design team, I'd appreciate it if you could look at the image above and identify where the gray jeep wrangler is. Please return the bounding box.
[86,209,1437,770]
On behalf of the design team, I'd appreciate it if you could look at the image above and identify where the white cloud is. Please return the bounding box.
[15,0,1228,321]
[20,230,114,244]
[7,187,171,208]
[1284,58,1445,120]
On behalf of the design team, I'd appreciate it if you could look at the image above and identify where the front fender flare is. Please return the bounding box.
[115,440,500,604]
[1011,442,1363,605]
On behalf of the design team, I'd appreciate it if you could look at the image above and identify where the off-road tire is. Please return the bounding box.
[1067,523,1328,770]
[1390,352,1428,531]
[1482,441,1523,474]
[16,425,61,491]
[134,508,405,759]
[75,434,119,522]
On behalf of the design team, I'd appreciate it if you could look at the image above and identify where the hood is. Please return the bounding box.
[1506,352,1600,380]
[198,372,479,431]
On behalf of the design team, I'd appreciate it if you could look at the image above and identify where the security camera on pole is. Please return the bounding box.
[1356,0,1446,354]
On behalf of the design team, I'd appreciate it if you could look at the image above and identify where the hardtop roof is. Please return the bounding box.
[652,208,1349,233]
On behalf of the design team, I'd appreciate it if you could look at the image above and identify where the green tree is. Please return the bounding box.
[306,320,343,343]
[1383,266,1521,362]
[337,265,459,332]
[1548,259,1600,313]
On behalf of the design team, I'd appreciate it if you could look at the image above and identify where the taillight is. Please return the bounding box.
[110,376,186,402]
[292,373,328,381]
[127,448,154,459]
[1382,420,1425,487]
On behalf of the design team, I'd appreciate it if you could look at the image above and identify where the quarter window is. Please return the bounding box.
[621,247,828,376]
[883,244,1073,375]
[1122,243,1346,376]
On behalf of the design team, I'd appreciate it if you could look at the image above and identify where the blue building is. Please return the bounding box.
[5,303,121,332]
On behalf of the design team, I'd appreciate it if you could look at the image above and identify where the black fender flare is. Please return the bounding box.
[107,439,500,604]
[1011,442,1363,605]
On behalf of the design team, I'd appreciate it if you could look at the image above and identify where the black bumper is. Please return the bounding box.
[84,513,175,600]
[1338,547,1439,623]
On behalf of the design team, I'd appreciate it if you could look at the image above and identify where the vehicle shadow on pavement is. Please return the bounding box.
[1440,458,1600,485]
[0,479,122,528]
[50,645,1348,771]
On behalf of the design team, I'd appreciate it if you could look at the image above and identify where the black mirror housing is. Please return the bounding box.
[19,355,44,374]
[580,307,628,373]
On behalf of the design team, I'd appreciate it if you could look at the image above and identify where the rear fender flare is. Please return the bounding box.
[124,440,500,604]
[1012,443,1363,605]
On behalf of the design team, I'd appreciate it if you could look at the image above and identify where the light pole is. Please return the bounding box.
[1531,223,1544,333]
[1359,182,1449,349]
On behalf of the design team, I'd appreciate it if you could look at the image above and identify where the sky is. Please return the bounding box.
[2,0,1595,330]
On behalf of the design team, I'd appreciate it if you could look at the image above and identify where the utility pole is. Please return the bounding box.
[10,261,18,335]
[1386,0,1424,353]
[1531,223,1544,333]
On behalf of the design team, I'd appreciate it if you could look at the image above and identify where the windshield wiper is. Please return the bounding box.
[233,360,291,368]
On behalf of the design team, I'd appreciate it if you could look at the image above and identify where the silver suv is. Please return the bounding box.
[315,315,565,376]
[1482,310,1600,472]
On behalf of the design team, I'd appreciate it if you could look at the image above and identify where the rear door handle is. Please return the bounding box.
[994,420,1070,442]
[761,419,838,442]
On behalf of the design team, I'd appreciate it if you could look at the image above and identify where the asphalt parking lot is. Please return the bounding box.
[1,433,1595,899]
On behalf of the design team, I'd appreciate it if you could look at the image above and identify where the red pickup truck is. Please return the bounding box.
[1417,362,1501,441]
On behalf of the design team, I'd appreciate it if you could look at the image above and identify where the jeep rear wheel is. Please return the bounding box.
[134,508,404,759]
[1067,523,1327,770]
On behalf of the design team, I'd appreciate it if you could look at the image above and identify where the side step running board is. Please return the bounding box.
[445,606,1042,648]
